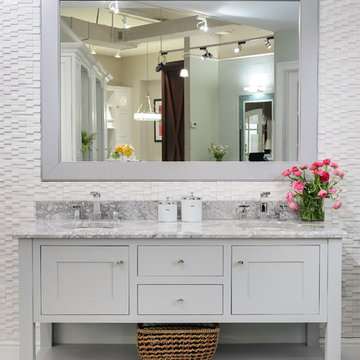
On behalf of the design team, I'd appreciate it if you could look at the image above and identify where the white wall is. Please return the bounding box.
[218,54,274,160]
[189,57,219,161]
[0,0,359,346]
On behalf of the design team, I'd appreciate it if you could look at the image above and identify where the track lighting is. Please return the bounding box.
[265,37,274,49]
[122,16,131,29]
[91,46,96,55]
[180,68,189,78]
[114,51,121,59]
[196,16,208,32]
[155,52,168,72]
[200,47,213,60]
[109,1,120,15]
[234,41,245,54]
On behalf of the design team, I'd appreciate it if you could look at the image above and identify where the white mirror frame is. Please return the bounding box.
[41,0,318,181]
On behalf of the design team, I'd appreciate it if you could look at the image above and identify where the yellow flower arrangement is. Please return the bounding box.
[123,144,134,157]
[111,144,135,160]
[115,144,125,155]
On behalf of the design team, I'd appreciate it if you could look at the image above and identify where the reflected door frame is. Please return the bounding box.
[239,96,274,161]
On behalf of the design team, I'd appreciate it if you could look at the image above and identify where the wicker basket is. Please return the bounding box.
[136,324,220,360]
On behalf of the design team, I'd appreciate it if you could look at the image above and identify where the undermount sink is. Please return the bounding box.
[70,222,121,229]
[237,221,300,229]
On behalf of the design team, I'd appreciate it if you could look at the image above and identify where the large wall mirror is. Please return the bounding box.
[42,0,318,181]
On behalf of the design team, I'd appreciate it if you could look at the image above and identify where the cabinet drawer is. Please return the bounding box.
[232,245,320,315]
[138,246,223,277]
[138,285,223,315]
[41,246,129,315]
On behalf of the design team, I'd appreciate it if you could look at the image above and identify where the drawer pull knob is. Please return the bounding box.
[116,260,124,265]
[177,298,184,304]
[177,259,185,264]
[237,260,244,265]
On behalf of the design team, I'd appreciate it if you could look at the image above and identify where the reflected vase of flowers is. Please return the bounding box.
[111,144,135,161]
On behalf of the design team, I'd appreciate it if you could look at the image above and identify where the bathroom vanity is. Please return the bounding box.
[17,220,343,360]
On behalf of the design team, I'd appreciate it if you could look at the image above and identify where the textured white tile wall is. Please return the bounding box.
[0,0,359,343]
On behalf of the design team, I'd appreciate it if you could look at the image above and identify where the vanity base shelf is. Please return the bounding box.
[37,343,324,360]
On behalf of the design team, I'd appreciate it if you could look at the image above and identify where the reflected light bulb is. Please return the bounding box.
[180,69,189,78]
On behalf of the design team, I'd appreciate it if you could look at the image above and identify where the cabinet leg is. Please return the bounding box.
[40,323,53,350]
[325,240,342,360]
[19,240,36,360]
[305,323,319,346]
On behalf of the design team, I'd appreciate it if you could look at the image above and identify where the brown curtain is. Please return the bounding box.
[161,61,184,161]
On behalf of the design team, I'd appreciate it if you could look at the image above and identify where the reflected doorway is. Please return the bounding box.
[239,96,273,161]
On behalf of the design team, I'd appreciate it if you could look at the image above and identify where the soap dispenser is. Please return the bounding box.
[181,192,202,222]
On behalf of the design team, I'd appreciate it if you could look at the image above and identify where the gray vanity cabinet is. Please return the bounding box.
[18,236,341,360]
[41,246,129,315]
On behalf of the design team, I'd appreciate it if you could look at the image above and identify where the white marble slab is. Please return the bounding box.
[14,220,345,240]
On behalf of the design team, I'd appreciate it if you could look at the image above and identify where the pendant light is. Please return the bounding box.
[134,43,162,121]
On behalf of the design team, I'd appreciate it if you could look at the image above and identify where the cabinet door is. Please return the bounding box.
[41,246,128,315]
[232,245,320,315]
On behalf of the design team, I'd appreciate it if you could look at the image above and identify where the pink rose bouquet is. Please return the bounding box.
[282,159,344,221]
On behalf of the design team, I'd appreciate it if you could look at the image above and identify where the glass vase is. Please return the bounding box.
[300,197,324,221]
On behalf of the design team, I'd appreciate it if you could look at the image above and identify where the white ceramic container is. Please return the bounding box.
[158,198,177,222]
[181,192,202,222]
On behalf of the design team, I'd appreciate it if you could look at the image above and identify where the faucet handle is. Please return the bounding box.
[236,204,250,218]
[90,191,101,199]
[277,204,288,221]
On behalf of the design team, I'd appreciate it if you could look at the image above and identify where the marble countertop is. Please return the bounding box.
[14,219,345,239]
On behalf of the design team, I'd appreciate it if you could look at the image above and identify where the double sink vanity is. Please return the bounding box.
[16,200,343,360]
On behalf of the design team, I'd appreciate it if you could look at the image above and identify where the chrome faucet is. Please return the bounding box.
[72,204,82,220]
[260,192,271,214]
[90,192,101,220]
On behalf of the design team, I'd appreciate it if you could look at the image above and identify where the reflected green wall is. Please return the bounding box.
[218,54,274,160]
[189,57,219,161]
[274,29,299,64]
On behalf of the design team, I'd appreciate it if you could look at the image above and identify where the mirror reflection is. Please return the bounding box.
[60,1,299,162]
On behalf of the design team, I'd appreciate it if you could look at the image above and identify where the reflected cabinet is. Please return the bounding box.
[60,42,112,162]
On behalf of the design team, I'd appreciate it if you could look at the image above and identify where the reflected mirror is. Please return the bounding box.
[59,0,299,163]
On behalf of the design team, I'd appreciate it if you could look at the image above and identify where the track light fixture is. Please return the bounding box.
[200,47,213,60]
[155,51,168,72]
[265,36,274,49]
[234,41,245,54]
[196,16,208,32]
[122,16,131,29]
[180,68,189,78]
[91,47,97,55]
[109,1,120,15]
